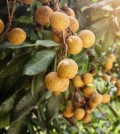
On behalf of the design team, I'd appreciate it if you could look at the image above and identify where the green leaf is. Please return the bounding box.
[14,16,33,24]
[24,50,56,75]
[0,40,59,49]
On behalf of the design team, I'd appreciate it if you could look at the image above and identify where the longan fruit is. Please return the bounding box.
[104,58,113,71]
[82,114,91,123]
[7,28,26,45]
[91,94,103,104]
[22,0,34,5]
[0,19,4,33]
[35,6,53,26]
[45,72,69,92]
[53,91,61,96]
[116,88,120,96]
[57,58,78,79]
[82,86,94,97]
[62,7,75,17]
[63,104,74,118]
[69,16,79,33]
[50,12,70,32]
[110,77,117,84]
[52,32,62,43]
[102,94,111,104]
[89,99,98,109]
[86,108,94,114]
[39,0,50,3]
[108,54,116,62]
[78,30,95,48]
[102,74,108,81]
[83,73,93,85]
[72,75,84,88]
[74,108,85,120]
[66,35,83,55]
[116,81,120,88]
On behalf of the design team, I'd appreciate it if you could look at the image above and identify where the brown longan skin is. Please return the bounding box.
[66,35,83,55]
[57,58,78,79]
[52,32,62,43]
[22,0,34,5]
[82,86,94,97]
[50,12,70,32]
[74,108,85,120]
[69,16,79,33]
[35,6,53,26]
[62,7,75,18]
[0,19,4,33]
[104,58,113,71]
[91,94,103,104]
[83,73,93,85]
[63,104,74,118]
[116,88,120,96]
[7,28,26,45]
[72,75,84,88]
[45,72,69,92]
[78,30,95,48]
[108,54,116,62]
[102,94,111,104]
[39,0,50,3]
[53,91,61,96]
[102,74,109,81]
[82,114,91,123]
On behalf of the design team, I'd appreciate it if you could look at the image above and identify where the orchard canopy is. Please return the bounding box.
[0,0,120,134]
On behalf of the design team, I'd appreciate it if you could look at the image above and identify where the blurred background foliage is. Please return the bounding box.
[0,0,120,134]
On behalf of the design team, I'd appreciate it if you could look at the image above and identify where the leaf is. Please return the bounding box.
[14,16,33,24]
[24,50,56,75]
[0,40,59,50]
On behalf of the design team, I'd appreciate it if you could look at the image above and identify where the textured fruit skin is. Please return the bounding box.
[0,19,4,33]
[116,88,120,96]
[72,75,84,88]
[53,91,61,96]
[39,0,50,3]
[91,94,103,104]
[86,108,94,114]
[62,7,75,17]
[50,12,70,32]
[102,94,111,104]
[7,28,26,45]
[66,35,83,55]
[45,72,69,91]
[78,30,95,48]
[104,58,113,71]
[102,74,108,81]
[82,86,94,97]
[69,16,79,33]
[22,0,33,5]
[116,81,120,88]
[83,73,93,85]
[89,99,97,108]
[110,77,116,84]
[63,104,74,118]
[52,32,62,43]
[57,58,78,79]
[82,114,91,123]
[35,6,53,26]
[108,54,116,62]
[74,108,85,120]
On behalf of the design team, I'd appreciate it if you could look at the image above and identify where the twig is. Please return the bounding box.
[6,0,17,34]
[107,104,118,118]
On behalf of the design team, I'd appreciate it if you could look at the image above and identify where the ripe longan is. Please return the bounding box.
[116,81,120,88]
[83,73,93,85]
[102,74,108,81]
[63,104,74,118]
[78,30,95,48]
[91,94,103,104]
[116,88,120,96]
[104,58,113,71]
[0,19,4,33]
[110,77,117,84]
[82,114,91,123]
[86,108,94,114]
[35,6,53,26]
[66,35,83,55]
[22,0,34,5]
[82,86,94,97]
[72,75,84,88]
[74,108,85,120]
[52,32,62,43]
[108,54,116,62]
[7,28,26,45]
[62,7,75,17]
[89,99,97,109]
[53,91,61,96]
[45,72,69,92]
[50,12,70,32]
[102,94,111,104]
[57,58,78,79]
[69,16,79,33]
[39,0,50,3]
